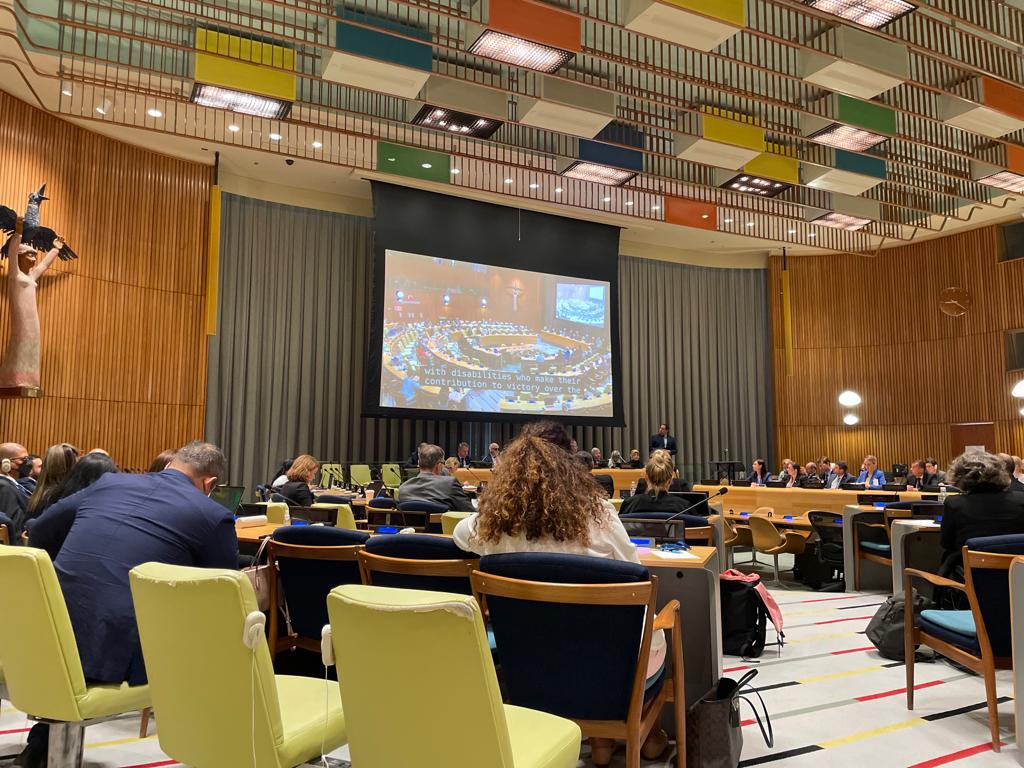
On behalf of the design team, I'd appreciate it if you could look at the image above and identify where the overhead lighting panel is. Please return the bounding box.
[468,31,574,72]
[805,0,914,28]
[803,95,897,151]
[411,105,502,139]
[807,124,888,151]
[971,145,1024,195]
[720,173,791,198]
[190,85,290,118]
[191,29,295,118]
[324,11,433,98]
[814,212,872,231]
[464,0,581,73]
[674,113,765,170]
[977,170,1024,195]
[558,161,636,186]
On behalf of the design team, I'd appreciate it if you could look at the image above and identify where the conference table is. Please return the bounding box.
[697,484,933,518]
[234,521,722,707]
[456,467,646,495]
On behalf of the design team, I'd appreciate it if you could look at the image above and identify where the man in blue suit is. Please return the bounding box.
[856,454,887,489]
[18,441,238,768]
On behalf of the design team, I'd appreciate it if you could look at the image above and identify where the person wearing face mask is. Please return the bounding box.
[20,441,238,768]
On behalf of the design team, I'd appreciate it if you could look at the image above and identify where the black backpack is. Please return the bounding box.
[866,591,931,660]
[720,576,768,658]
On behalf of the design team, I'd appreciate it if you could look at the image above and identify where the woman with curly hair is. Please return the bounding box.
[940,451,1024,564]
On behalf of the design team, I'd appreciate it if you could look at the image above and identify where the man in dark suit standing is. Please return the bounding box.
[648,424,677,457]
[21,441,239,767]
[399,444,474,511]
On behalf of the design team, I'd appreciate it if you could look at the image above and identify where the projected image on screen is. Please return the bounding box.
[380,250,613,417]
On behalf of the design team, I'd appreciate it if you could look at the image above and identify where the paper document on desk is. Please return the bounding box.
[650,550,700,560]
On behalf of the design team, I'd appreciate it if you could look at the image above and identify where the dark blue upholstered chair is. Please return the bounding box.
[905,534,1024,752]
[266,525,369,656]
[472,552,683,767]
[358,533,478,594]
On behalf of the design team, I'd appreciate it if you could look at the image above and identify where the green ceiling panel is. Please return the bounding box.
[837,95,897,135]
[377,142,451,183]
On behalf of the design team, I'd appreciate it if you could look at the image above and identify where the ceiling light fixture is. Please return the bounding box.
[61,88,72,97]
[721,173,792,198]
[227,124,241,133]
[311,141,322,149]
[146,108,163,118]
[788,228,797,234]
[554,187,563,194]
[978,170,1024,195]
[451,168,461,175]
[268,133,283,141]
[504,178,514,184]
[815,212,873,231]
[624,201,634,206]
[559,161,637,186]
[838,390,862,406]
[651,204,660,211]
[805,0,914,29]
[421,163,432,169]
[602,196,612,202]
[723,218,733,224]
[745,221,755,227]
[807,123,889,151]
[529,183,540,189]
[467,30,575,73]
[808,232,818,238]
[843,413,860,426]
[1012,379,1024,398]
[190,84,291,119]
[411,104,502,139]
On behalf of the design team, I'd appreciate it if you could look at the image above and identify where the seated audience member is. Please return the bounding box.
[746,459,770,486]
[1013,456,1024,491]
[148,448,176,473]
[575,452,614,497]
[905,459,933,490]
[776,459,793,479]
[608,449,626,469]
[23,453,118,532]
[802,462,819,479]
[628,448,643,469]
[406,442,426,468]
[856,455,886,488]
[825,461,855,489]
[17,454,41,494]
[455,442,472,469]
[997,453,1023,494]
[482,442,501,466]
[925,458,946,484]
[24,443,79,524]
[0,442,29,531]
[20,442,238,767]
[816,456,832,480]
[444,456,461,475]
[783,461,804,488]
[277,454,318,506]
[569,438,579,453]
[270,458,293,488]
[940,451,1024,565]
[620,451,691,516]
[399,444,474,511]
[590,446,604,467]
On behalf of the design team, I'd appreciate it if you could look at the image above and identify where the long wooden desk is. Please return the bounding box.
[457,467,646,496]
[697,484,931,519]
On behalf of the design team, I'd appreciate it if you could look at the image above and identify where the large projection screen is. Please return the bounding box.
[365,183,623,426]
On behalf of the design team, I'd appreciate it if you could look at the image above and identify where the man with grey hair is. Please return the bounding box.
[940,450,1024,564]
[18,440,238,767]
[398,443,474,511]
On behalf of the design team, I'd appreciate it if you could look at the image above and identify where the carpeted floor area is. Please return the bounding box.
[1,585,1018,768]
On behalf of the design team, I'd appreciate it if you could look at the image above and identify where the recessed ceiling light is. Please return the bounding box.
[227,124,241,133]
[311,141,322,149]
[978,170,1024,195]
[559,161,637,186]
[95,105,107,115]
[808,232,818,238]
[451,168,461,175]
[1011,379,1024,398]
[843,413,860,426]
[721,173,792,198]
[412,104,502,139]
[808,123,889,151]
[838,390,862,406]
[624,201,634,207]
[651,205,660,211]
[746,221,755,227]
[268,133,283,141]
[190,84,291,119]
[602,196,612,202]
[387,157,396,162]
[723,218,733,224]
[61,89,72,97]
[504,178,514,184]
[788,228,797,234]
[146,108,162,118]
[700,213,709,219]
[554,187,563,194]
[421,163,432,169]
[529,183,540,189]
[805,0,914,29]
[815,212,873,231]
[467,29,575,73]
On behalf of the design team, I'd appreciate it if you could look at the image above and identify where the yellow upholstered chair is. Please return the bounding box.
[312,502,357,530]
[0,547,150,765]
[129,562,347,768]
[349,464,373,488]
[441,510,473,535]
[326,584,581,768]
[381,462,403,490]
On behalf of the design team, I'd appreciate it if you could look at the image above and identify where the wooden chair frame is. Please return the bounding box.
[0,524,8,546]
[357,550,479,586]
[471,570,685,768]
[266,540,363,656]
[904,546,1018,752]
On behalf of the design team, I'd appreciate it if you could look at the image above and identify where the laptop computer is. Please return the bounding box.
[210,485,245,514]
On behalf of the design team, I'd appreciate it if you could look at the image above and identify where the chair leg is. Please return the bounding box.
[47,722,84,768]
[590,737,614,767]
[905,637,915,710]
[139,707,152,738]
[625,733,641,768]
[983,663,1000,752]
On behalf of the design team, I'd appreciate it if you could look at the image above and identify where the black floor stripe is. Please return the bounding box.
[836,602,884,610]
[922,696,1013,721]
[738,745,824,766]
[882,661,904,668]
[754,680,801,693]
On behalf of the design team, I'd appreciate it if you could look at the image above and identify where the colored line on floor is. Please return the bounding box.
[119,761,179,768]
[738,744,825,765]
[0,727,30,736]
[922,697,1013,721]
[836,603,884,611]
[854,679,945,702]
[831,646,878,655]
[905,741,1004,768]
[798,663,885,684]
[813,616,876,625]
[816,716,927,749]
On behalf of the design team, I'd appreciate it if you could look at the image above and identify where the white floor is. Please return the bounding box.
[1,584,1019,768]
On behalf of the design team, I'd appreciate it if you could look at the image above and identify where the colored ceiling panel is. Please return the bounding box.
[578,140,644,172]
[518,76,615,138]
[193,29,296,104]
[835,95,898,135]
[675,114,765,169]
[377,142,451,182]
[743,153,800,185]
[938,77,1024,139]
[833,149,886,179]
[664,196,717,230]
[417,77,508,121]
[800,26,909,99]
[322,12,433,98]
[803,162,885,195]
[622,0,744,51]
[487,0,581,54]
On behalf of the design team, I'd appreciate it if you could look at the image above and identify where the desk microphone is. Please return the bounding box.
[663,487,728,524]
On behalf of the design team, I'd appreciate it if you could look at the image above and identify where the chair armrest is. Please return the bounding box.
[653,599,680,631]
[856,522,887,530]
[904,567,966,592]
[783,531,807,551]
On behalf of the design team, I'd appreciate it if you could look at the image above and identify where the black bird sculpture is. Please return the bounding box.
[0,184,77,260]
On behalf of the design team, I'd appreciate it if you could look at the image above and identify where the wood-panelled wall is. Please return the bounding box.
[0,91,212,468]
[769,225,1024,469]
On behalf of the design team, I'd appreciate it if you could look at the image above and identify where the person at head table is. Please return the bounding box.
[825,461,855,489]
[857,455,886,488]
[482,442,501,467]
[746,459,770,486]
[782,462,805,488]
[925,458,947,485]
[590,446,604,467]
[802,462,819,479]
[454,442,472,469]
[627,449,643,469]
[905,459,934,490]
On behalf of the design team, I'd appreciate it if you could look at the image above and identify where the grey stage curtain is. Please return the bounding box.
[207,194,773,492]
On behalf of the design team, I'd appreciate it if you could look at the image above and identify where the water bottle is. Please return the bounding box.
[939,485,948,504]
[630,480,637,495]
[283,507,291,525]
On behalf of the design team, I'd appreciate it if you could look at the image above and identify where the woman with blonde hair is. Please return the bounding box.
[620,450,690,516]
[25,443,79,520]
[443,456,461,475]
[278,454,318,506]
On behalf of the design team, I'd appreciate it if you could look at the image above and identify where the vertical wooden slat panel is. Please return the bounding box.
[0,91,211,469]
[769,225,1024,467]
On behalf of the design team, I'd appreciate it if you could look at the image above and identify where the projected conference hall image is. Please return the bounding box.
[380,250,614,416]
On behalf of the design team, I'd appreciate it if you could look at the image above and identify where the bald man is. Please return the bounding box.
[0,441,30,537]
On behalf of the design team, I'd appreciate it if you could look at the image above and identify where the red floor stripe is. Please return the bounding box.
[0,727,30,736]
[814,616,875,625]
[740,719,755,727]
[855,679,944,702]
[724,665,751,673]
[830,646,877,655]
[906,741,1004,768]
[118,761,179,768]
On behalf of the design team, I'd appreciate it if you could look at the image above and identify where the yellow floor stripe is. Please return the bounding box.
[817,717,926,748]
[86,734,156,750]
[798,664,884,684]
